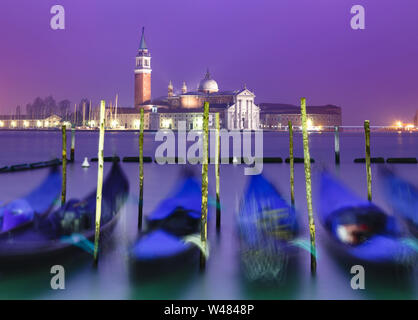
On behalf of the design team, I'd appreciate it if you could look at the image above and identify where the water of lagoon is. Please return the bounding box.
[0,130,417,300]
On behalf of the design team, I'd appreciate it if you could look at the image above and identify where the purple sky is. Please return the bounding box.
[0,0,417,125]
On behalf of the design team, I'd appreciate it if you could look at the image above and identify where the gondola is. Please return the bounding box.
[380,167,418,237]
[130,172,204,271]
[319,170,416,265]
[237,174,299,283]
[0,163,129,263]
[0,166,61,234]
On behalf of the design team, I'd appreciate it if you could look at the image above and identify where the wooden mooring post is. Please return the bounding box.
[200,101,209,271]
[70,125,75,162]
[288,121,295,206]
[61,125,67,206]
[334,126,340,165]
[138,108,144,230]
[300,98,317,275]
[215,112,221,232]
[364,120,372,201]
[93,100,106,265]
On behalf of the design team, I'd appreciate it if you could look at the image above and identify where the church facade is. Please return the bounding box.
[155,78,260,130]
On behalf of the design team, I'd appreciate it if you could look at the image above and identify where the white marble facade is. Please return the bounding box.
[226,89,260,130]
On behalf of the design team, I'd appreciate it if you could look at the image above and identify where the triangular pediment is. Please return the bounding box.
[236,88,255,97]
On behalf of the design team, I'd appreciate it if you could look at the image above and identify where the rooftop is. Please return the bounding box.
[259,103,341,115]
[158,103,231,114]
[180,90,238,97]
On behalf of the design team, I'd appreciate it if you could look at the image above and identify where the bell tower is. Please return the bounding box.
[134,27,151,109]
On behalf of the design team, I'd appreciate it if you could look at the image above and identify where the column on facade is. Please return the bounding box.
[235,101,238,129]
[250,101,252,129]
[246,100,249,129]
[239,100,242,130]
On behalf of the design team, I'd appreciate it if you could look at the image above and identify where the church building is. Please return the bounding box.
[117,27,260,130]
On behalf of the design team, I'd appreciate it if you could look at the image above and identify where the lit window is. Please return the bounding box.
[196,117,203,129]
[162,119,172,128]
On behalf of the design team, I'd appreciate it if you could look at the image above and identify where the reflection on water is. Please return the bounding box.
[0,131,416,299]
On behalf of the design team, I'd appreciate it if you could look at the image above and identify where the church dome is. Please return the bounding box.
[198,69,219,93]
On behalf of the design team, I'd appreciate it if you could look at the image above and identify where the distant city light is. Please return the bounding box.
[23,120,29,127]
[134,119,140,128]
[90,120,96,127]
[11,121,16,128]
[390,121,417,131]
[44,120,49,127]
[0,121,4,127]
[111,120,118,128]
[36,120,42,127]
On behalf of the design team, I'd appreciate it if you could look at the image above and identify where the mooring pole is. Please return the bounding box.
[93,100,106,265]
[300,98,317,275]
[61,125,67,206]
[288,121,295,206]
[200,101,209,271]
[70,125,75,162]
[138,108,144,230]
[364,120,372,201]
[215,112,221,232]
[334,126,340,165]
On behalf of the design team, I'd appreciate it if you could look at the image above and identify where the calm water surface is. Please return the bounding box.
[0,131,417,299]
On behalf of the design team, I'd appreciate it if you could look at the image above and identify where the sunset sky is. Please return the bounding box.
[0,0,417,124]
